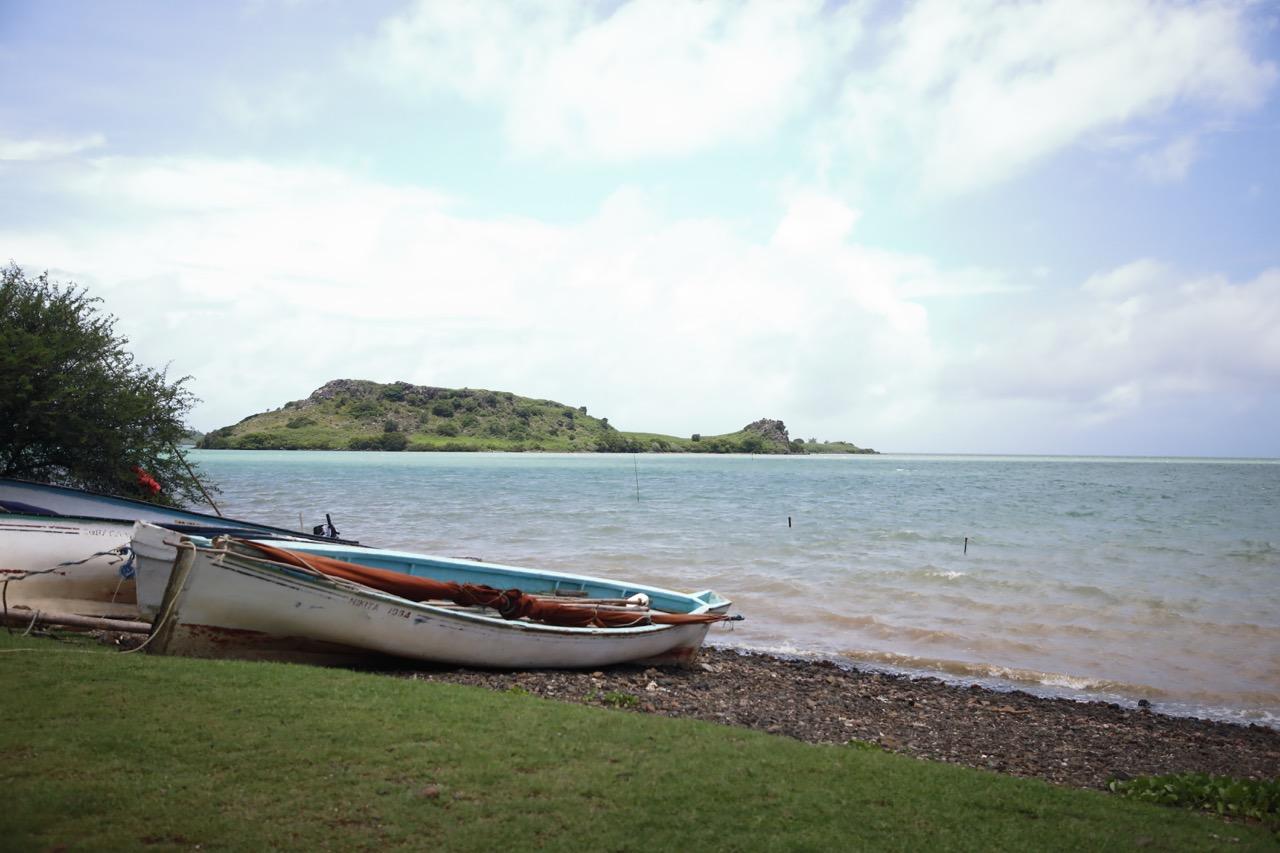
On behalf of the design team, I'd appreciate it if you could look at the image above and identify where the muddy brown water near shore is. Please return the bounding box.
[383,647,1280,790]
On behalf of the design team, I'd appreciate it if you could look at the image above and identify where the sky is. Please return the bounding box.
[2,0,1278,456]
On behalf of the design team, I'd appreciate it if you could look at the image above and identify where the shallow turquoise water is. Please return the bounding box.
[189,450,1280,725]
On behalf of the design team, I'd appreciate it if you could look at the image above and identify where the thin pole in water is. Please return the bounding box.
[633,454,640,503]
[964,536,968,554]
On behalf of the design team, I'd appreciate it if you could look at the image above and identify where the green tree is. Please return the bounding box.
[378,432,408,451]
[0,263,211,506]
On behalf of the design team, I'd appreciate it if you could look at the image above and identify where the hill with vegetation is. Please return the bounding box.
[198,380,877,454]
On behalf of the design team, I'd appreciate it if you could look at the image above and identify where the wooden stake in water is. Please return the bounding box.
[633,454,640,503]
[964,536,969,554]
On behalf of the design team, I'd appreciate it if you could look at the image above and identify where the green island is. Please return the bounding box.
[4,631,1272,852]
[198,379,877,454]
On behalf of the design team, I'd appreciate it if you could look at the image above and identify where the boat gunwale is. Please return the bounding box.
[266,539,726,608]
[0,478,360,544]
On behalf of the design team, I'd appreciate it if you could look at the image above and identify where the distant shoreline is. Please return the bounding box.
[187,447,1280,462]
[195,380,876,455]
[192,446,879,455]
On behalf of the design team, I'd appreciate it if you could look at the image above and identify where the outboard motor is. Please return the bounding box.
[311,513,341,539]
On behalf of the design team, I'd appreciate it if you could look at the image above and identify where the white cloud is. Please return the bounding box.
[6,153,1276,453]
[771,189,861,252]
[1136,135,1199,184]
[217,72,325,127]
[4,158,941,442]
[947,261,1280,424]
[2,4,1275,456]
[0,132,106,161]
[363,0,1274,191]
[368,0,861,159]
[835,0,1274,194]
[1081,258,1168,297]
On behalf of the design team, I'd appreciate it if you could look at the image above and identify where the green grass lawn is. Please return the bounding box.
[1,632,1272,851]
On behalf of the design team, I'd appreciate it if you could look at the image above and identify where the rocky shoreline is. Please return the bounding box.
[387,645,1280,790]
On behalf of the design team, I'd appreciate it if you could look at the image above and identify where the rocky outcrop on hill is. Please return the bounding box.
[306,379,451,407]
[307,379,380,402]
[743,418,791,446]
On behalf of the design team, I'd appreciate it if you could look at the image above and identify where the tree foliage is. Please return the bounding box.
[0,263,211,506]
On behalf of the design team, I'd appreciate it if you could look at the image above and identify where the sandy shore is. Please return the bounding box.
[386,646,1280,789]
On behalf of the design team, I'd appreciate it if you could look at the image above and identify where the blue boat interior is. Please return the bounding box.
[250,539,724,615]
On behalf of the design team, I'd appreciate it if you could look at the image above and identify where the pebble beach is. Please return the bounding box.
[389,646,1280,790]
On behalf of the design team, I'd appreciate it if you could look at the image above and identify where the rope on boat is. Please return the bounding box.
[117,549,136,579]
[1,545,135,636]
[109,565,129,606]
[196,538,388,600]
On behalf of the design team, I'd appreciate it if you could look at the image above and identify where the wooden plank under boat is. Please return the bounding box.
[133,523,733,669]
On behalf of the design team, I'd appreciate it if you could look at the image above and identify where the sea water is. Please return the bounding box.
[188,450,1280,727]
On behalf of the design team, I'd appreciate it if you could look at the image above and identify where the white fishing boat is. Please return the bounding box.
[133,523,734,669]
[0,514,138,619]
[0,483,356,620]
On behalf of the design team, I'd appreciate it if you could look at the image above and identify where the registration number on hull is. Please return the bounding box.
[348,598,412,620]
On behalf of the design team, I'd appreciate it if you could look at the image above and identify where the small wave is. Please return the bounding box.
[1179,705,1280,729]
[708,641,1280,728]
[1133,543,1195,556]
[839,649,1164,697]
[724,576,814,597]
[1225,540,1279,563]
[1060,584,1122,604]
[1003,620,1105,640]
[866,565,973,583]
[877,529,927,543]
[815,612,973,647]
[865,564,1020,590]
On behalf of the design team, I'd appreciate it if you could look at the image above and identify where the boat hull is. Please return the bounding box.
[0,516,138,618]
[0,478,356,543]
